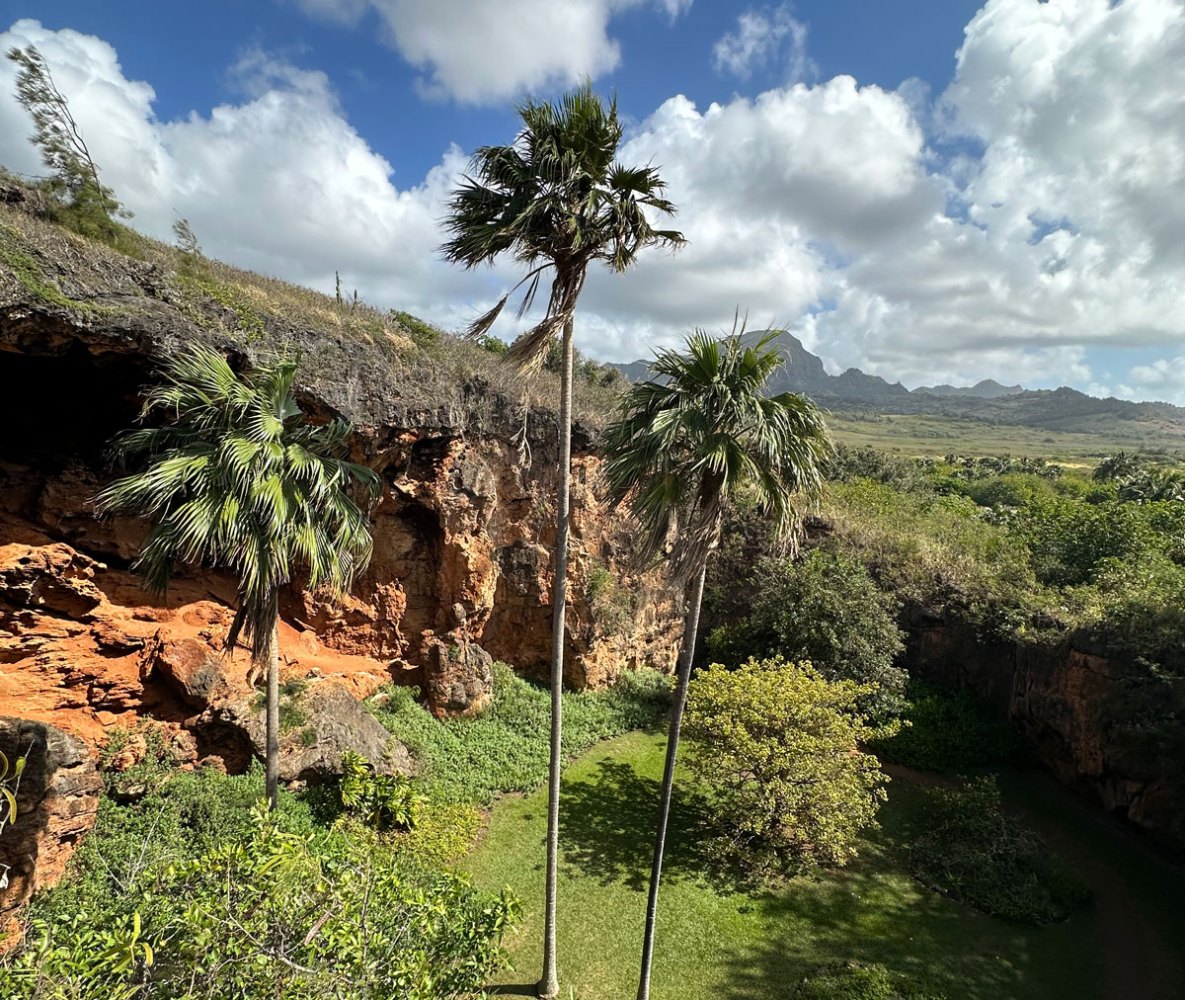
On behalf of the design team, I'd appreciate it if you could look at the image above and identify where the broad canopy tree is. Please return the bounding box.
[440,83,684,1000]
[96,346,379,808]
[603,328,831,1000]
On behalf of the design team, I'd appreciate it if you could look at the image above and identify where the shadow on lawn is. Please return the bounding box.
[716,798,1043,1000]
[559,758,749,894]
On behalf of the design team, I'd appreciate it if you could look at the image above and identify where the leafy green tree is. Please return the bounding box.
[7,44,125,234]
[95,345,378,808]
[685,657,893,875]
[707,549,907,716]
[603,329,829,1000]
[440,83,684,999]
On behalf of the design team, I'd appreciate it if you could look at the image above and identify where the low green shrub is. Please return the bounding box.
[794,962,948,1000]
[391,309,442,350]
[958,473,1058,509]
[370,663,671,804]
[870,680,1025,772]
[338,748,424,830]
[910,776,1090,923]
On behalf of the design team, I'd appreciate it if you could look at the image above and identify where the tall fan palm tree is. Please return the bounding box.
[440,83,684,1000]
[95,345,379,809]
[603,328,831,1000]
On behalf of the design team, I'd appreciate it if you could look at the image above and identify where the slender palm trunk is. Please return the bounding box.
[637,562,708,1000]
[539,318,574,999]
[264,613,280,810]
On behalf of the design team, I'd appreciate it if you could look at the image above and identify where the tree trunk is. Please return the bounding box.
[264,612,280,811]
[538,317,574,1000]
[636,562,708,1000]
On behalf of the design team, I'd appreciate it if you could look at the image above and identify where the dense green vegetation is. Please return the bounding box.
[6,768,516,1000]
[871,680,1025,773]
[708,550,906,716]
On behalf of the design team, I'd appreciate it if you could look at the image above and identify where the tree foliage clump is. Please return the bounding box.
[684,657,895,878]
[7,44,130,245]
[910,776,1090,924]
[706,550,907,716]
[8,804,518,1000]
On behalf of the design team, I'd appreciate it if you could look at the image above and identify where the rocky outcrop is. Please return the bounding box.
[0,201,684,747]
[0,718,101,946]
[204,682,414,784]
[905,615,1185,855]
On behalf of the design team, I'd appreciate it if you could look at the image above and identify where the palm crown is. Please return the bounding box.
[603,329,832,578]
[95,345,379,659]
[440,83,685,367]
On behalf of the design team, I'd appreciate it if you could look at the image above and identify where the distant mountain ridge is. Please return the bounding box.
[609,331,1185,437]
[915,379,1024,399]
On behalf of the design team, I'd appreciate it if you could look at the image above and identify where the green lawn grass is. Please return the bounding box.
[465,730,1184,1000]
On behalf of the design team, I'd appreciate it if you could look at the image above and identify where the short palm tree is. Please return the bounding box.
[603,328,831,1000]
[95,345,379,808]
[440,83,684,1000]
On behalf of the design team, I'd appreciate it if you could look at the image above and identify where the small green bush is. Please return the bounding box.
[910,776,1090,923]
[959,473,1058,509]
[370,663,671,804]
[871,680,1025,772]
[794,962,948,1000]
[391,309,442,350]
[585,560,636,637]
[338,748,424,830]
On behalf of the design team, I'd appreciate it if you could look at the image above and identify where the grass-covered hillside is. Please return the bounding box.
[0,172,626,438]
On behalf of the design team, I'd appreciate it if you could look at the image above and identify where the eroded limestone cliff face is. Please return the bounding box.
[0,205,684,766]
[906,615,1185,855]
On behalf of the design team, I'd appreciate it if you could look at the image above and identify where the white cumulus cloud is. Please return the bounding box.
[4,2,1185,400]
[292,0,690,104]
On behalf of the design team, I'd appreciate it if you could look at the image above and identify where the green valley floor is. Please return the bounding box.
[463,730,1185,1000]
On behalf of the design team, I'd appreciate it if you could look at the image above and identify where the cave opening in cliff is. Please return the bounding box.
[0,347,146,470]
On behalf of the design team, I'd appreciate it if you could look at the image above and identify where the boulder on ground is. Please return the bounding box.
[194,680,412,784]
[141,633,229,710]
[422,630,494,717]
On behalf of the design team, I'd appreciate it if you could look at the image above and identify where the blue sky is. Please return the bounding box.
[1,1,1184,402]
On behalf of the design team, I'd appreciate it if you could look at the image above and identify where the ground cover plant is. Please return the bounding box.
[369,662,671,805]
[792,962,949,1000]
